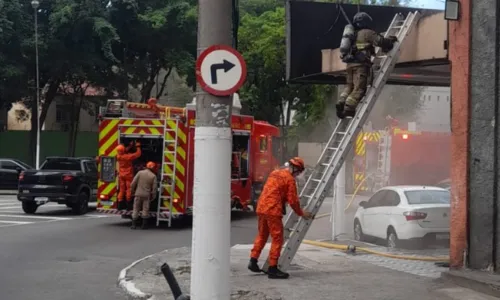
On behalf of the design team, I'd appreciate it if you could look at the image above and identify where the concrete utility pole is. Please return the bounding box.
[332,163,346,241]
[190,0,233,299]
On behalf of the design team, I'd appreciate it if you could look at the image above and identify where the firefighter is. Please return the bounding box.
[248,157,313,279]
[130,161,157,230]
[115,141,142,210]
[336,12,397,119]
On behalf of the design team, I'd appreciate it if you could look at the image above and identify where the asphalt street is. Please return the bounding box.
[0,194,260,300]
[0,192,411,300]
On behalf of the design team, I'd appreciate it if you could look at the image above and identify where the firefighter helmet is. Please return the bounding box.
[115,144,125,154]
[289,157,305,172]
[353,12,373,29]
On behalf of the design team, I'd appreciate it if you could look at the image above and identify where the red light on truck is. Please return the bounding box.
[99,194,109,200]
[19,172,25,181]
[403,211,427,221]
[173,198,180,204]
[402,134,409,140]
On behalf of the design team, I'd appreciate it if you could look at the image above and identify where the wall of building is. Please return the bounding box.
[7,97,100,132]
[417,87,451,132]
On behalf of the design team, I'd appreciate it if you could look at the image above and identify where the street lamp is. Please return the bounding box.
[31,0,41,169]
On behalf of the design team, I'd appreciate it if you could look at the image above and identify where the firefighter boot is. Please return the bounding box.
[126,200,134,211]
[118,201,127,211]
[267,266,289,279]
[131,219,137,230]
[248,258,261,273]
[141,218,149,230]
[343,104,356,118]
[336,102,345,119]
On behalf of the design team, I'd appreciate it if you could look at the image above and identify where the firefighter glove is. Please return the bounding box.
[388,35,398,43]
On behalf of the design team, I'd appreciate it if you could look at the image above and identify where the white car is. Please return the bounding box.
[353,186,450,248]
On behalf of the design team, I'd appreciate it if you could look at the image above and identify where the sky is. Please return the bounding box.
[415,0,445,9]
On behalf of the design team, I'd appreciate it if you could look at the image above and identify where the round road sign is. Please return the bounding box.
[195,45,247,96]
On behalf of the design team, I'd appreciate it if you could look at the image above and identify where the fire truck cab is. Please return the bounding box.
[96,96,280,227]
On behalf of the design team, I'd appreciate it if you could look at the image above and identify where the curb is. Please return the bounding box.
[118,252,158,300]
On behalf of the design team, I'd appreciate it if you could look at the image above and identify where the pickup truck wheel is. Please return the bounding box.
[72,191,89,215]
[22,202,38,214]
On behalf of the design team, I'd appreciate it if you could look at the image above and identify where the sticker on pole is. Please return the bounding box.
[196,45,247,96]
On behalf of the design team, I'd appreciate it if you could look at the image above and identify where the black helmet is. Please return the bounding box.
[353,12,373,29]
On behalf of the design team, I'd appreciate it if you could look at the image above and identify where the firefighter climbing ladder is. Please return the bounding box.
[262,11,421,272]
[157,117,180,227]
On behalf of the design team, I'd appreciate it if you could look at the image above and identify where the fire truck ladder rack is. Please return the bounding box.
[262,11,421,272]
[157,117,180,227]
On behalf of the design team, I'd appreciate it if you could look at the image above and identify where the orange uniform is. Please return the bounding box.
[250,168,304,266]
[117,146,142,202]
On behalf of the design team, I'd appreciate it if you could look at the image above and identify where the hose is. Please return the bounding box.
[303,239,450,262]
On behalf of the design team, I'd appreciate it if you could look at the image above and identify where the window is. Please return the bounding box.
[366,190,388,208]
[380,190,401,207]
[404,190,450,205]
[56,105,70,123]
[13,160,32,169]
[0,160,20,170]
[41,160,81,171]
[84,161,97,173]
[259,135,268,152]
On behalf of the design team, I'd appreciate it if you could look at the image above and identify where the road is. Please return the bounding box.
[0,191,373,300]
[0,194,260,300]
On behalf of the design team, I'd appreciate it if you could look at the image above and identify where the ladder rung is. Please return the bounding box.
[164,150,176,154]
[311,179,321,183]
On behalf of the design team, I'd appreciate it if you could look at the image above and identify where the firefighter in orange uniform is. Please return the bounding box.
[115,141,142,210]
[248,157,313,279]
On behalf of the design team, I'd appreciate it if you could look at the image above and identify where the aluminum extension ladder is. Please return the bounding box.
[157,118,180,227]
[262,11,421,272]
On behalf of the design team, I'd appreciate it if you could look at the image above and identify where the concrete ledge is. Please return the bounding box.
[441,269,500,298]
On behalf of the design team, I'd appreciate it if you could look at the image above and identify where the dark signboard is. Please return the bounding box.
[100,156,116,182]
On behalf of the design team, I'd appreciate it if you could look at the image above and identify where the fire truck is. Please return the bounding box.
[353,126,451,193]
[95,98,281,226]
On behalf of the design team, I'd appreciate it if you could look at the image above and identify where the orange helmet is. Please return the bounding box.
[146,161,156,169]
[115,144,125,154]
[289,157,305,172]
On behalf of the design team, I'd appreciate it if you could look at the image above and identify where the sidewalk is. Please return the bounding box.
[118,243,498,300]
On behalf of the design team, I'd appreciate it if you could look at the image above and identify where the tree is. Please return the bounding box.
[109,0,197,102]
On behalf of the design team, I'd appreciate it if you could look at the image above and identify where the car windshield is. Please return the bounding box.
[41,160,81,171]
[404,190,450,205]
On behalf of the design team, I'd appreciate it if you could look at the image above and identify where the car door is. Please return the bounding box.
[371,190,401,238]
[83,161,98,201]
[0,160,21,190]
[361,190,387,236]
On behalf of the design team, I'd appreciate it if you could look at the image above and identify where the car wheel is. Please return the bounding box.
[22,202,38,214]
[386,227,399,249]
[354,219,364,241]
[72,191,89,215]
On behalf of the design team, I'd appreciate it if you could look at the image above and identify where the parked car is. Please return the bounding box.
[353,185,450,248]
[0,159,33,190]
[17,157,98,215]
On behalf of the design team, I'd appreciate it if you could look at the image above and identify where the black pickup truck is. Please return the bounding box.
[17,157,98,215]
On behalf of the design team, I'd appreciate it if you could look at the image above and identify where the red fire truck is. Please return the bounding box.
[96,99,281,226]
[353,126,451,193]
